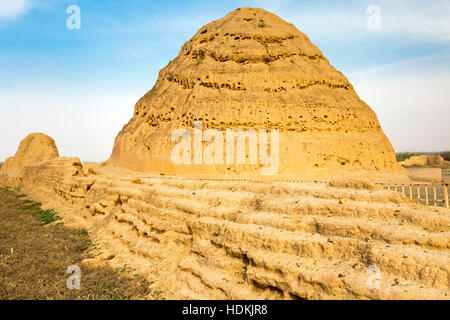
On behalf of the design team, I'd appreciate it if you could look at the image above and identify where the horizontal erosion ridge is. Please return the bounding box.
[87,184,449,292]
[195,32,299,46]
[164,73,243,91]
[130,111,376,131]
[141,117,375,132]
[189,49,323,65]
[264,81,350,92]
[163,73,350,92]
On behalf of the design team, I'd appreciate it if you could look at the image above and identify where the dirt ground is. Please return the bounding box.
[0,188,153,300]
[442,169,450,184]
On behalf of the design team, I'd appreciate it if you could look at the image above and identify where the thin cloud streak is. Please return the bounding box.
[268,0,450,44]
[348,53,446,77]
[350,72,450,152]
[0,0,31,19]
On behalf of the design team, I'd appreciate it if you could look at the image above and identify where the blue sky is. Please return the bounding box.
[1,0,449,162]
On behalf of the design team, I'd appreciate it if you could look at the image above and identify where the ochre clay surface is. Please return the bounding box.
[1,133,59,177]
[109,8,401,176]
[11,159,449,299]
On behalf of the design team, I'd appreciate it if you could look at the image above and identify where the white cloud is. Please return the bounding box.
[348,53,444,77]
[0,87,135,162]
[348,62,450,153]
[271,0,450,44]
[0,0,31,19]
[378,0,450,42]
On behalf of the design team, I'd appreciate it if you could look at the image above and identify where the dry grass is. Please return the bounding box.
[407,167,442,183]
[0,188,153,300]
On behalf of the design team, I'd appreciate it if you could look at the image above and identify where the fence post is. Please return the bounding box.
[433,184,437,207]
[417,185,420,204]
[425,186,429,205]
[445,184,449,209]
[402,185,405,194]
[409,185,413,199]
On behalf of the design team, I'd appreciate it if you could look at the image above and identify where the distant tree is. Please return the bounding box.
[396,152,418,162]
[439,151,450,161]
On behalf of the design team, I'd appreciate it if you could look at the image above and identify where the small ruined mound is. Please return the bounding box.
[1,133,59,177]
[109,7,400,177]
[81,163,102,175]
[400,155,447,167]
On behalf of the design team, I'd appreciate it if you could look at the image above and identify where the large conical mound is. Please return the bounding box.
[110,7,400,176]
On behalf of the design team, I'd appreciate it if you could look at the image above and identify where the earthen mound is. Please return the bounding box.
[400,155,447,167]
[109,7,400,176]
[1,133,59,177]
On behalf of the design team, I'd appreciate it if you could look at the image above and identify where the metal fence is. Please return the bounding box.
[377,182,449,208]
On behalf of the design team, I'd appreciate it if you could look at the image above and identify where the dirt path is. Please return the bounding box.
[0,188,152,300]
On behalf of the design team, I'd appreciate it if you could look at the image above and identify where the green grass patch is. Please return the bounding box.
[20,202,42,211]
[396,152,422,162]
[20,202,62,225]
